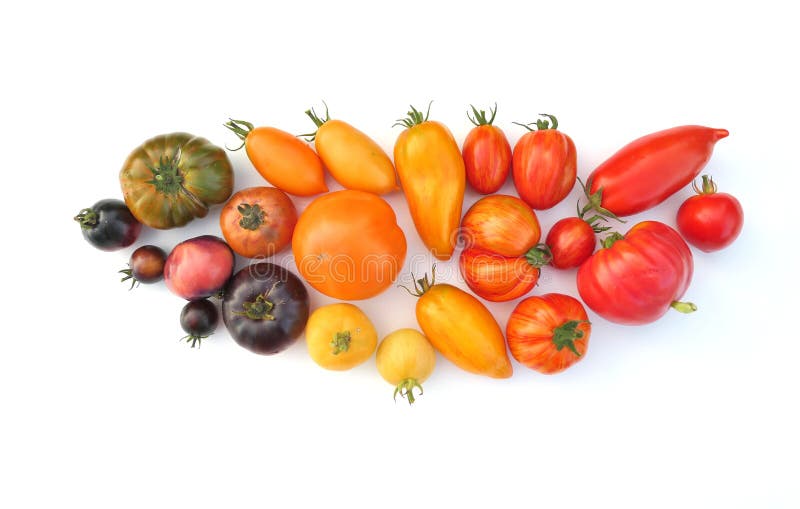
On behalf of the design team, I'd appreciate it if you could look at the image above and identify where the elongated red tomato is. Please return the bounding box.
[506,294,591,374]
[585,125,728,217]
[676,175,744,252]
[462,104,512,194]
[577,221,695,325]
[512,114,576,210]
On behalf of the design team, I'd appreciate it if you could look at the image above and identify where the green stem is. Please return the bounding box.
[223,119,255,151]
[467,103,497,126]
[181,333,211,348]
[118,266,139,290]
[145,152,185,195]
[393,378,424,405]
[692,174,718,195]
[234,293,276,320]
[74,208,97,229]
[513,113,559,131]
[300,102,330,141]
[670,301,698,314]
[552,320,590,357]
[576,176,626,224]
[331,330,351,355]
[237,203,265,230]
[393,102,432,129]
[601,232,625,249]
[398,265,437,297]
[525,243,553,267]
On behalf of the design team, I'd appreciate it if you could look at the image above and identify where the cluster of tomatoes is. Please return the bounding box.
[75,103,743,404]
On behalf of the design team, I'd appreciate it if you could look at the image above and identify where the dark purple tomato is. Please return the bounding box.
[120,245,167,288]
[180,299,219,348]
[164,235,235,300]
[74,199,142,251]
[222,262,309,355]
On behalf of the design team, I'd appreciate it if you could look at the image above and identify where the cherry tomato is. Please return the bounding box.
[219,186,298,259]
[462,104,512,194]
[460,195,541,257]
[676,175,744,252]
[545,217,597,269]
[119,245,167,288]
[180,299,219,348]
[512,114,576,210]
[506,294,591,374]
[74,199,142,251]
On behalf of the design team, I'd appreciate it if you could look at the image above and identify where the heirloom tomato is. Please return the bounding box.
[219,187,297,259]
[676,175,743,252]
[462,104,512,194]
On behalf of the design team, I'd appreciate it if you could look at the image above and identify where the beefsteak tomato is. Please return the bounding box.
[219,187,297,259]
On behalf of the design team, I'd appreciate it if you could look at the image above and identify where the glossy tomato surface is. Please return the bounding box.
[546,217,596,269]
[164,235,235,300]
[220,186,297,259]
[74,199,142,251]
[676,177,743,252]
[462,105,511,194]
[460,194,540,257]
[459,247,540,302]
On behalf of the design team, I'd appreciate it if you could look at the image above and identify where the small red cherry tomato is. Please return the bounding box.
[546,217,597,269]
[462,104,512,194]
[676,175,743,253]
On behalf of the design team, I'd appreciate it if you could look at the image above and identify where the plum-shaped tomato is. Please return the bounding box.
[164,235,235,300]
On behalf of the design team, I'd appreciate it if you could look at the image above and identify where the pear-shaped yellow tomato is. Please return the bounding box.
[305,303,378,371]
[405,271,512,379]
[393,104,466,261]
[376,329,436,405]
[304,104,398,195]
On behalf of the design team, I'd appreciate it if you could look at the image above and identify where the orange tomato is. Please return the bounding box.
[458,247,542,302]
[304,105,398,194]
[292,190,406,300]
[393,104,465,261]
[224,119,327,196]
[460,195,541,256]
[219,187,297,258]
[405,271,512,378]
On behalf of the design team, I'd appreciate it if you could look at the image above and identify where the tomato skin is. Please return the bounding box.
[506,294,591,374]
[376,329,436,404]
[219,187,297,259]
[305,303,377,371]
[546,217,596,269]
[120,133,233,229]
[577,221,694,325]
[512,127,577,210]
[75,199,142,251]
[676,178,743,252]
[164,236,235,301]
[587,125,728,217]
[463,124,512,194]
[460,195,541,257]
[394,113,465,261]
[459,247,539,302]
[415,283,512,378]
[292,190,406,300]
[314,119,398,195]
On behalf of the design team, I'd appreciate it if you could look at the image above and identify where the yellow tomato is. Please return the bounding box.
[376,328,436,405]
[305,303,377,371]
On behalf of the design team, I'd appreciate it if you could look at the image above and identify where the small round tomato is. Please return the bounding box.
[459,246,548,302]
[462,104,512,194]
[180,299,219,348]
[676,175,743,252]
[506,293,591,374]
[546,217,597,269]
[164,236,235,300]
[305,303,378,371]
[292,190,406,300]
[74,199,142,251]
[120,245,167,288]
[220,187,298,259]
[460,195,541,257]
[376,329,436,405]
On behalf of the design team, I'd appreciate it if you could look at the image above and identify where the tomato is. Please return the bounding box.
[164,236,235,301]
[506,294,591,374]
[305,303,378,371]
[583,125,729,218]
[462,104,512,194]
[676,175,744,252]
[179,299,219,348]
[577,221,696,325]
[292,190,406,300]
[219,187,297,259]
[74,199,142,251]
[119,133,233,229]
[459,247,548,302]
[222,262,310,355]
[405,271,512,378]
[393,104,465,260]
[119,245,167,288]
[303,104,398,194]
[460,195,541,257]
[224,119,327,196]
[545,217,597,269]
[512,114,576,210]
[376,329,436,405]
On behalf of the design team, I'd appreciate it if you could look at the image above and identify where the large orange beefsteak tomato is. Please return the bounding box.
[292,190,406,300]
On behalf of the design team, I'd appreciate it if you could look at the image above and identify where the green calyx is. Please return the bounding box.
[393,102,432,129]
[181,333,211,348]
[223,118,255,151]
[118,265,139,290]
[577,177,625,225]
[74,208,98,230]
[467,103,497,126]
[237,203,265,231]
[399,265,436,297]
[552,320,590,357]
[670,301,698,314]
[692,174,718,195]
[145,152,184,195]
[525,243,553,267]
[394,378,424,405]
[235,293,276,321]
[513,113,559,132]
[300,101,330,142]
[331,330,351,355]
[601,232,625,249]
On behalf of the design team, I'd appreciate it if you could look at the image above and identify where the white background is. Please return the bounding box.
[2,1,798,507]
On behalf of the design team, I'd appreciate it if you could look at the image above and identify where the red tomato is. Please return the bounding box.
[460,195,540,257]
[577,221,695,325]
[676,175,744,252]
[546,217,597,269]
[219,187,297,259]
[512,114,576,210]
[164,236,235,301]
[584,125,728,217]
[506,293,591,374]
[459,247,544,302]
[462,104,512,194]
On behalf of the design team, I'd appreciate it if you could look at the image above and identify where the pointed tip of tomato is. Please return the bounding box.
[713,128,730,140]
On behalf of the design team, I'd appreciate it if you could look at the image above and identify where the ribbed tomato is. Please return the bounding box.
[460,195,541,256]
[459,247,548,302]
